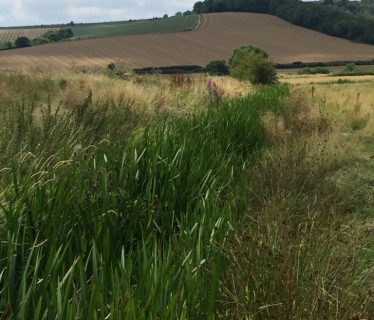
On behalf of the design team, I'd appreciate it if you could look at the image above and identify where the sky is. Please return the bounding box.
[0,0,197,27]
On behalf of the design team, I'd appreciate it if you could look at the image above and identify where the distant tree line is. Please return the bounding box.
[192,0,374,44]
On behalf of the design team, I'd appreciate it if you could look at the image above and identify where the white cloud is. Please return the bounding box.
[0,0,197,26]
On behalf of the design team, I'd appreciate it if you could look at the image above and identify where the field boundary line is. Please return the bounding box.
[194,14,208,31]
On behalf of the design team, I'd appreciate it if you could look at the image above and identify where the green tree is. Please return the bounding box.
[14,37,31,48]
[229,47,277,85]
[345,63,356,72]
[206,60,230,76]
[228,45,269,67]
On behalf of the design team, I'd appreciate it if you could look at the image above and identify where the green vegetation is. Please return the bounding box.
[277,59,374,70]
[297,67,331,75]
[331,0,374,21]
[345,63,357,72]
[14,36,31,48]
[229,46,278,85]
[333,69,374,76]
[206,60,230,75]
[0,72,372,319]
[134,64,205,74]
[193,0,374,44]
[68,15,199,39]
[43,28,74,41]
[0,73,287,318]
[332,63,374,76]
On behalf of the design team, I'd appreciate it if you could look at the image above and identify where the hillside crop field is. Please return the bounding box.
[0,27,57,43]
[0,69,373,319]
[1,13,374,71]
[69,15,199,39]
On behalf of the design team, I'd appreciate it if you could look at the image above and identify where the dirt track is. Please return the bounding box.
[1,13,374,72]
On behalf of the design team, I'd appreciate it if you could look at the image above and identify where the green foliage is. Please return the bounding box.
[229,47,277,85]
[206,60,230,76]
[43,28,74,41]
[134,65,205,74]
[297,67,331,75]
[332,67,374,77]
[345,63,357,71]
[32,38,49,46]
[0,74,289,318]
[0,42,13,50]
[229,45,269,66]
[277,59,374,69]
[14,36,31,48]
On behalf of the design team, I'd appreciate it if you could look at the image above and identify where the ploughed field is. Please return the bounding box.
[1,12,374,71]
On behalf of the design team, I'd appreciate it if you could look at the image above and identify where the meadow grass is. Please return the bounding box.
[0,72,372,319]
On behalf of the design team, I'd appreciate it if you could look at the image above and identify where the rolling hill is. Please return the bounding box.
[0,13,374,72]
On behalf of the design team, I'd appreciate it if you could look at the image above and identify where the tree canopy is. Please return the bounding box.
[229,46,278,85]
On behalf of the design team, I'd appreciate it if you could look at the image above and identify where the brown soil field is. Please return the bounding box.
[1,13,374,72]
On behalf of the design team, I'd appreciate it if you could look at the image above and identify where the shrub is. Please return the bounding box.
[32,38,49,46]
[206,60,229,76]
[297,67,331,75]
[229,46,269,67]
[14,36,31,48]
[44,28,74,42]
[345,63,356,71]
[229,47,278,85]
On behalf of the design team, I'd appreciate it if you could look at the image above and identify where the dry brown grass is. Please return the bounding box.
[219,88,374,319]
[56,73,252,114]
[0,71,253,116]
[279,73,374,85]
[2,13,374,71]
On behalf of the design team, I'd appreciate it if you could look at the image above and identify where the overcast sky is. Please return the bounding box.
[0,0,197,27]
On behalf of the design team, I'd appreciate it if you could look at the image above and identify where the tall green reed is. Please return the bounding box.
[0,83,288,319]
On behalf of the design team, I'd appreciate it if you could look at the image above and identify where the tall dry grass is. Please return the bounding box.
[218,89,374,319]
